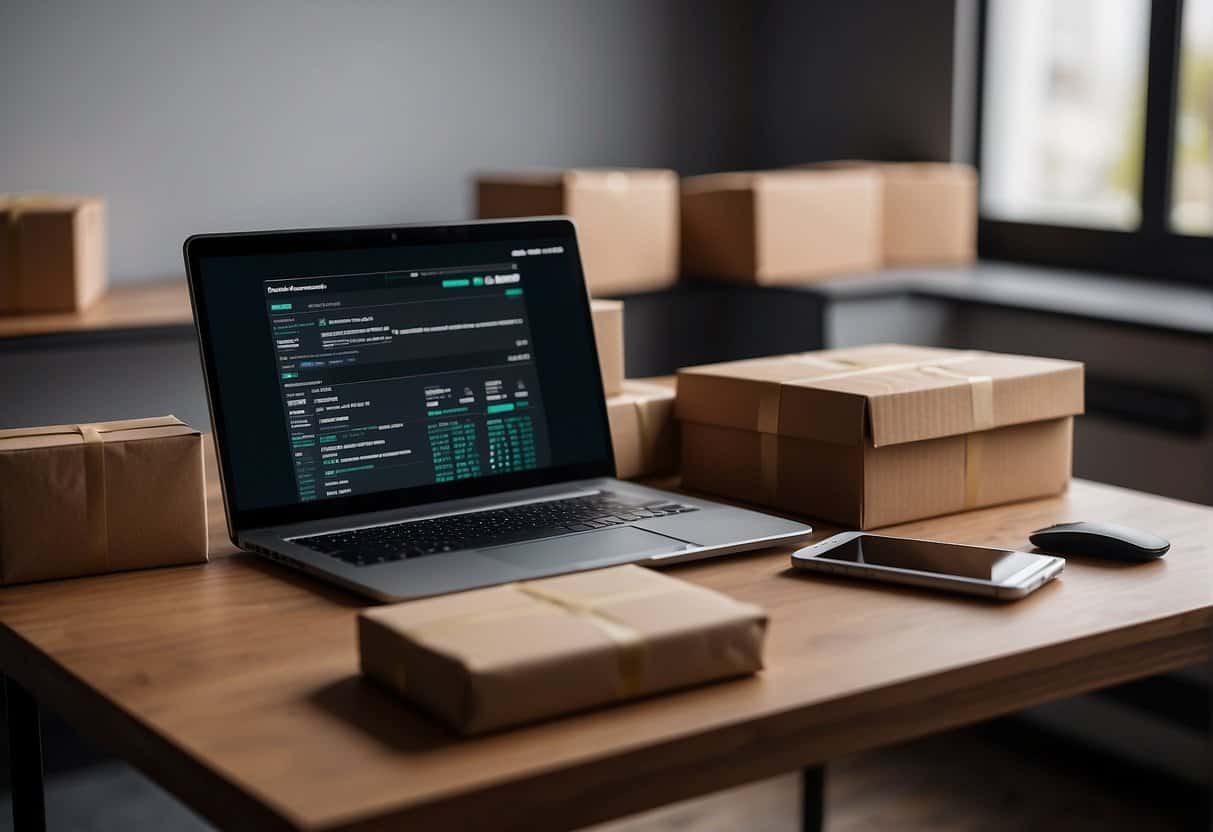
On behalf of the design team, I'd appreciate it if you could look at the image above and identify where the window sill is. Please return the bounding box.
[792,261,1213,338]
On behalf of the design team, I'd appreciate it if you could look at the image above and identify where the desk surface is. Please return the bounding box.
[0,279,192,341]
[0,441,1209,832]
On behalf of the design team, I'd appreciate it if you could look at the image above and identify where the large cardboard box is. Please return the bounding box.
[590,299,624,396]
[359,564,766,735]
[0,194,107,313]
[800,162,977,265]
[680,170,882,285]
[677,345,1083,528]
[477,170,679,296]
[607,380,677,479]
[0,416,208,584]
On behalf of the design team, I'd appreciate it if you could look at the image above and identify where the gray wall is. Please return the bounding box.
[752,0,960,166]
[0,0,753,284]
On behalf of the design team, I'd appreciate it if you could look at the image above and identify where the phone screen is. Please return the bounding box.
[814,536,1043,583]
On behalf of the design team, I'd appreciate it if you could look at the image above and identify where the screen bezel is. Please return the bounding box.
[184,217,615,537]
[793,532,1054,588]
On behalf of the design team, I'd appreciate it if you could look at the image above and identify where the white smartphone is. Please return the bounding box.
[790,532,1065,601]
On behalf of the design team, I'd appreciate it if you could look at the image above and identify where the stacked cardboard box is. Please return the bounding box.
[589,297,678,480]
[476,169,679,296]
[680,170,883,284]
[805,161,977,265]
[590,299,624,396]
[677,344,1083,528]
[607,379,678,480]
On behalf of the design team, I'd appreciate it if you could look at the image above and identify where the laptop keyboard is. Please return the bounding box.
[291,492,698,567]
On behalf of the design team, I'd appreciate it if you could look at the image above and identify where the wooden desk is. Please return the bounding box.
[0,278,192,343]
[0,441,1209,831]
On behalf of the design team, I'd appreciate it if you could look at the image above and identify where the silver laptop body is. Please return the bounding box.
[186,218,811,601]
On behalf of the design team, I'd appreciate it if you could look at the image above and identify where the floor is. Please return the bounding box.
[0,719,1204,831]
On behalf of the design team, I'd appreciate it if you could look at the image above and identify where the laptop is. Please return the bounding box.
[185,218,812,601]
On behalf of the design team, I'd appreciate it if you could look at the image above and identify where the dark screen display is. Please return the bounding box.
[816,536,1041,582]
[191,227,612,528]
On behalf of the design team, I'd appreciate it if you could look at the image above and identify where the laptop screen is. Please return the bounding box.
[187,220,613,532]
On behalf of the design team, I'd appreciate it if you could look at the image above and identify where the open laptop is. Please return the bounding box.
[185,218,812,601]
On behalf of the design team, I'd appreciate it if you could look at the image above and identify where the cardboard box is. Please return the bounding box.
[0,416,208,585]
[591,299,624,396]
[679,170,882,285]
[0,194,107,313]
[881,163,976,265]
[607,380,678,479]
[359,564,766,734]
[477,170,679,296]
[800,162,977,265]
[677,345,1083,528]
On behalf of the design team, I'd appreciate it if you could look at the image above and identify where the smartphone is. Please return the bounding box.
[790,532,1065,600]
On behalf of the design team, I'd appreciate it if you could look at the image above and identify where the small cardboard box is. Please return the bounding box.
[677,345,1083,528]
[359,564,766,735]
[679,170,882,285]
[591,299,624,396]
[0,194,107,313]
[607,380,678,479]
[0,416,208,584]
[800,161,977,265]
[477,169,679,296]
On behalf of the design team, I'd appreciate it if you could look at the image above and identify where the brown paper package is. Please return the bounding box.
[677,344,1084,528]
[799,161,977,265]
[0,194,107,314]
[680,170,882,284]
[359,564,767,735]
[476,170,679,296]
[590,299,625,396]
[0,417,208,585]
[607,381,678,479]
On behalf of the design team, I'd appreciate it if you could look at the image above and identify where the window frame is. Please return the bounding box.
[974,0,1213,284]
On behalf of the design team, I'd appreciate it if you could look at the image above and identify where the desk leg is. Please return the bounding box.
[5,676,46,831]
[802,765,825,832]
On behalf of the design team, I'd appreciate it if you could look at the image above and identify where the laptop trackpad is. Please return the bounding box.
[481,527,689,574]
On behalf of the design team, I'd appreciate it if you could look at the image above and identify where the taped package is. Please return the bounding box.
[0,416,207,584]
[676,345,1083,528]
[359,564,766,734]
[607,380,678,480]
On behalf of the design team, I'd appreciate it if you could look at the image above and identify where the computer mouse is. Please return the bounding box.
[1029,521,1170,562]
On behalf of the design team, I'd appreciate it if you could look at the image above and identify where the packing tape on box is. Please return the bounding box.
[752,354,996,513]
[755,352,992,435]
[918,365,995,430]
[0,416,185,574]
[402,582,682,698]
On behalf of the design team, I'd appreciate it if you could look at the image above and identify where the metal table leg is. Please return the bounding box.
[802,764,825,832]
[5,676,46,831]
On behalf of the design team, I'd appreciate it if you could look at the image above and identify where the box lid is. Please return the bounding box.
[477,168,675,188]
[681,169,878,196]
[0,193,103,215]
[0,416,197,452]
[676,344,1084,447]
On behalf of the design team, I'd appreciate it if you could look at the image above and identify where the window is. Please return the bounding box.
[1172,0,1213,235]
[976,0,1213,282]
[982,0,1151,230]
